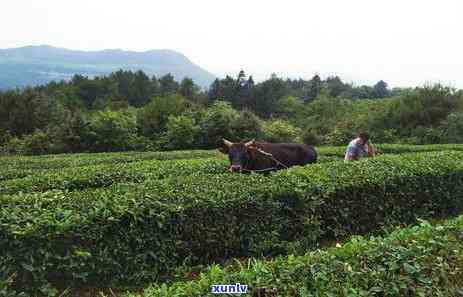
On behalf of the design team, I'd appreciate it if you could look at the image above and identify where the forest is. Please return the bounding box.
[1,69,462,155]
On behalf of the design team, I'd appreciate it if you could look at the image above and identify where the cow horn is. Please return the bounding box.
[222,138,233,148]
[245,139,255,147]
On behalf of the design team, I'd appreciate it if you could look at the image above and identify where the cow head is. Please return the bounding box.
[219,138,256,172]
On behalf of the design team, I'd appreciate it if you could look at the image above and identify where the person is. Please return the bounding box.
[344,132,375,162]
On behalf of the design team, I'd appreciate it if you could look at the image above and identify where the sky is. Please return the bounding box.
[1,0,462,88]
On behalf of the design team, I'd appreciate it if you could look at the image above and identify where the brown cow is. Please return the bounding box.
[219,139,317,173]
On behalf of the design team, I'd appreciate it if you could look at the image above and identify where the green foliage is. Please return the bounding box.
[385,85,459,137]
[231,109,263,141]
[1,69,463,154]
[0,158,227,195]
[179,77,200,102]
[2,150,463,293]
[20,129,55,155]
[301,129,322,145]
[307,74,323,100]
[163,115,201,150]
[131,216,463,297]
[87,109,138,151]
[263,120,301,142]
[325,127,355,146]
[373,80,390,98]
[274,96,305,120]
[0,150,220,181]
[159,73,180,94]
[199,101,240,146]
[300,96,351,136]
[440,111,463,143]
[137,94,187,138]
[0,128,11,146]
[0,89,66,136]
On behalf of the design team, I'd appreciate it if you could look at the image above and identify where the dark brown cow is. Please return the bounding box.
[219,139,317,173]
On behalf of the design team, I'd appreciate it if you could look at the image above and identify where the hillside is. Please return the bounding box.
[0,45,216,89]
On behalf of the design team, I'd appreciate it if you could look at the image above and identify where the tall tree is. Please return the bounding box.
[307,74,322,100]
[131,70,152,107]
[179,77,199,101]
[374,80,390,98]
[159,73,179,94]
[326,76,349,97]
[251,73,288,117]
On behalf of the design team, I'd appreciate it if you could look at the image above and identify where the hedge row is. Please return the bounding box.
[2,151,463,293]
[317,143,463,157]
[0,155,339,195]
[129,215,463,297]
[2,143,463,181]
[0,158,228,195]
[0,150,221,181]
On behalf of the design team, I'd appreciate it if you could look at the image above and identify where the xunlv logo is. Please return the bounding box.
[211,283,248,294]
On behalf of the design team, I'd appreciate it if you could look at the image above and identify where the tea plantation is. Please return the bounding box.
[1,144,463,296]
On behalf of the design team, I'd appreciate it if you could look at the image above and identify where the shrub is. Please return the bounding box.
[232,109,263,141]
[2,130,59,155]
[2,137,27,155]
[0,158,227,195]
[163,115,200,150]
[137,94,186,139]
[324,125,355,146]
[262,120,301,142]
[132,216,463,297]
[0,128,11,146]
[199,101,239,147]
[440,111,463,143]
[87,109,138,152]
[301,129,321,145]
[2,151,463,292]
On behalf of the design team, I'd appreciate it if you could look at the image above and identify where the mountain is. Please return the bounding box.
[0,45,216,89]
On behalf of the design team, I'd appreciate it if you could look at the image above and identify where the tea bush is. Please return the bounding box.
[0,158,228,194]
[317,143,463,157]
[130,216,463,297]
[1,151,463,293]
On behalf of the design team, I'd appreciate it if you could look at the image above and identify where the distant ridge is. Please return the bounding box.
[0,45,216,89]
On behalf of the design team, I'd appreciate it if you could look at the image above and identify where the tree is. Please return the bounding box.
[236,70,246,88]
[87,110,138,151]
[208,79,222,101]
[326,76,350,97]
[251,74,288,117]
[440,112,463,143]
[137,93,187,138]
[54,110,91,152]
[262,120,301,142]
[232,109,263,140]
[159,73,179,94]
[352,85,375,99]
[164,115,200,149]
[179,77,200,101]
[131,70,152,107]
[234,70,251,109]
[275,96,305,120]
[373,80,390,98]
[246,76,255,89]
[307,74,322,100]
[0,89,66,136]
[74,78,105,109]
[199,101,240,147]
